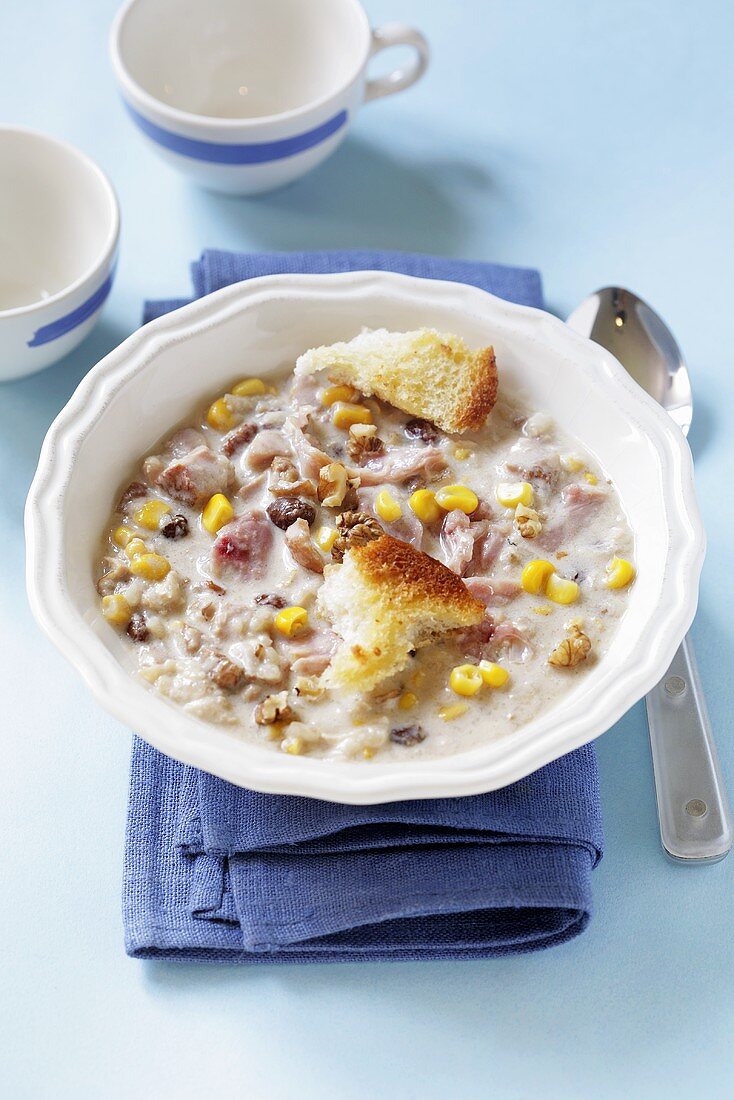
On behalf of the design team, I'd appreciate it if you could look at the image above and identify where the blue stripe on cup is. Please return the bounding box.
[124,103,349,164]
[27,271,114,348]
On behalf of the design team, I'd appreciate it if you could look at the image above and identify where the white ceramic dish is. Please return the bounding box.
[25,272,704,803]
[109,0,429,195]
[0,127,119,382]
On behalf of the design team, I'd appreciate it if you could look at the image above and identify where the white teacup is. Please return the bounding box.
[109,0,429,195]
[0,127,119,382]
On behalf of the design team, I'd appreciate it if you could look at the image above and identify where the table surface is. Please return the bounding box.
[3,1,734,1096]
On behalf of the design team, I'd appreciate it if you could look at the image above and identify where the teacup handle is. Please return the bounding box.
[364,23,430,102]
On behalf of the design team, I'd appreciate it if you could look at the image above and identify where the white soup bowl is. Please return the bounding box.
[109,0,429,194]
[25,272,704,803]
[0,128,119,382]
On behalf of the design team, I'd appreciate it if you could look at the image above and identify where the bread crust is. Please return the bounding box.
[454,345,498,431]
[353,535,485,623]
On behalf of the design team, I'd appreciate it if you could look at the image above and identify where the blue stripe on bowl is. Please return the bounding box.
[124,103,349,165]
[27,270,114,348]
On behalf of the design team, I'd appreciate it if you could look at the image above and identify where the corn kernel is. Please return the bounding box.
[129,553,171,581]
[206,397,239,432]
[321,384,358,406]
[560,453,585,473]
[584,471,598,486]
[409,489,442,524]
[274,605,308,637]
[454,446,472,461]
[133,498,171,530]
[398,691,418,711]
[435,484,479,515]
[478,660,510,688]
[101,593,132,626]
[282,736,304,755]
[438,702,469,721]
[375,489,403,522]
[232,377,267,397]
[606,556,636,589]
[363,746,375,760]
[124,538,148,561]
[315,526,338,552]
[113,525,136,548]
[202,493,234,535]
[533,605,553,616]
[332,402,373,430]
[449,664,484,697]
[521,559,556,595]
[546,573,580,605]
[496,481,534,508]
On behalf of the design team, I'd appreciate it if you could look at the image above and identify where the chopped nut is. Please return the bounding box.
[266,496,317,530]
[347,423,385,463]
[160,513,189,539]
[116,481,148,511]
[389,724,426,746]
[294,676,325,700]
[126,611,150,642]
[254,690,294,726]
[267,456,317,498]
[515,503,542,539]
[331,511,384,562]
[548,625,592,669]
[207,651,246,692]
[318,462,349,507]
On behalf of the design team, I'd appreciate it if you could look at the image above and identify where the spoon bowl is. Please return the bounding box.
[567,287,692,436]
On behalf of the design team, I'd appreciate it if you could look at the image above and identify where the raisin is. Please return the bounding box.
[266,497,316,530]
[404,418,439,444]
[390,725,426,747]
[116,481,148,511]
[126,612,150,643]
[160,513,189,539]
[255,593,288,608]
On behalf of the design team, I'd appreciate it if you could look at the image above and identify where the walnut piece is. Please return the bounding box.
[347,423,385,463]
[331,511,384,562]
[318,461,350,507]
[267,456,317,498]
[515,503,542,539]
[294,676,325,701]
[254,690,294,726]
[207,651,246,692]
[548,626,591,669]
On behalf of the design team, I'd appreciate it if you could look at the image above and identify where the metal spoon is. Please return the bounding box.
[567,287,731,863]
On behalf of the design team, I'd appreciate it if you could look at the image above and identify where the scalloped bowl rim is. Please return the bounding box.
[25,271,705,803]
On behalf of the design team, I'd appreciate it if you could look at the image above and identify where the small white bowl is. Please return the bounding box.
[0,127,119,382]
[109,0,429,195]
[25,272,704,803]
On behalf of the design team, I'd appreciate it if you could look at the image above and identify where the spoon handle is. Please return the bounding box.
[645,631,732,862]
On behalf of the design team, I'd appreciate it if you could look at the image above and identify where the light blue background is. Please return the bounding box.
[2,1,733,1096]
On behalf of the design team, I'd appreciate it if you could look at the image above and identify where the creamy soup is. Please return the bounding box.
[96,357,634,761]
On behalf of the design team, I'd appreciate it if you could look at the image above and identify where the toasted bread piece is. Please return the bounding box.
[295,328,498,434]
[317,535,485,693]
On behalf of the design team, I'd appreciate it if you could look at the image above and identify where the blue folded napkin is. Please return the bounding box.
[124,249,603,963]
